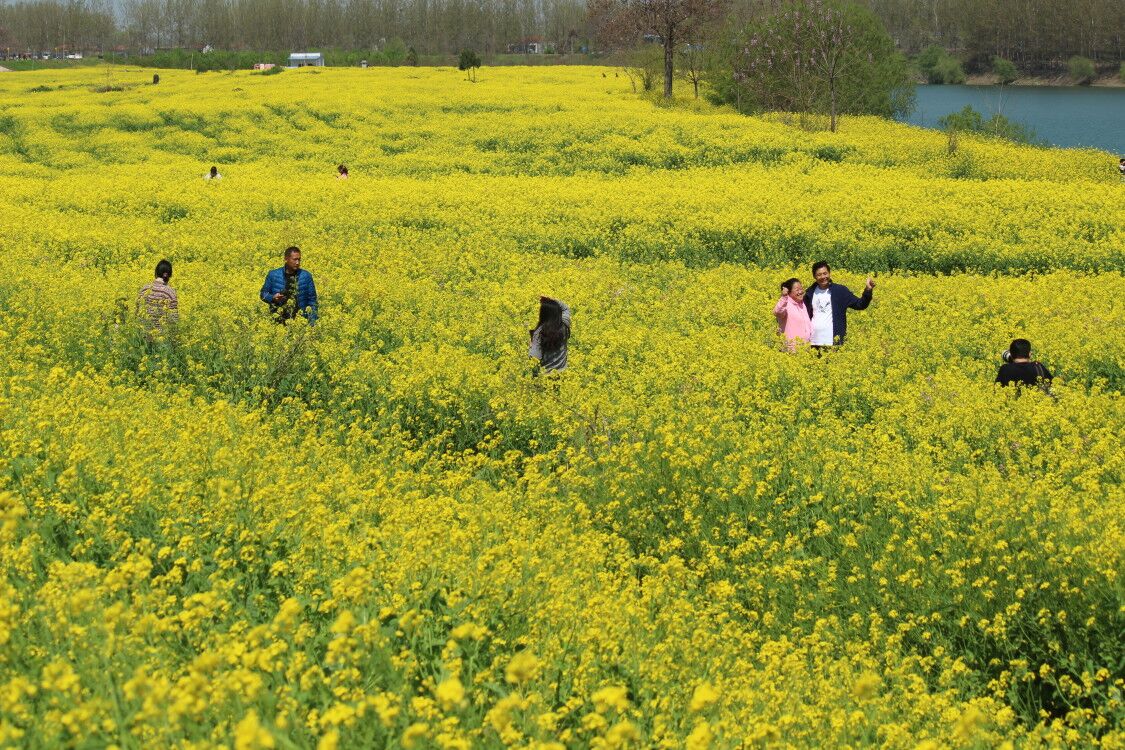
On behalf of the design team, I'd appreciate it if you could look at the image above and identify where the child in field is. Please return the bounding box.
[204,165,222,180]
[774,278,811,350]
[137,259,179,331]
[337,164,349,179]
[1119,157,1124,180]
[529,296,570,372]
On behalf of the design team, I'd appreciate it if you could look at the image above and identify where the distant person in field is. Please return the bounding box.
[774,278,812,351]
[996,338,1053,389]
[804,261,874,347]
[137,259,179,330]
[260,246,318,324]
[204,165,222,181]
[337,164,349,179]
[529,296,570,372]
[1119,157,1125,180]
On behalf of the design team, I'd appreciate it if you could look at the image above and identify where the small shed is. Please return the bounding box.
[288,52,325,68]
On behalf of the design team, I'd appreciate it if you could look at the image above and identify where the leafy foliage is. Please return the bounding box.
[1068,55,1096,84]
[458,48,482,81]
[917,46,966,84]
[714,0,914,129]
[939,104,1039,145]
[991,56,1018,84]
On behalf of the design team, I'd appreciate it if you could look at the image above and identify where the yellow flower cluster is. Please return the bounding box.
[0,65,1121,748]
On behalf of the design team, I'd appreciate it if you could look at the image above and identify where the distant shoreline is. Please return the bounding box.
[954,73,1124,88]
[4,59,1124,89]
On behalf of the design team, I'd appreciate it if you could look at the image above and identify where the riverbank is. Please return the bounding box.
[961,72,1124,88]
[905,83,1124,152]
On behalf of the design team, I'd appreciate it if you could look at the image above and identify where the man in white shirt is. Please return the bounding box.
[803,261,875,346]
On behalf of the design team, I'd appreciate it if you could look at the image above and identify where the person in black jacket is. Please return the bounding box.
[803,261,875,346]
[996,339,1052,388]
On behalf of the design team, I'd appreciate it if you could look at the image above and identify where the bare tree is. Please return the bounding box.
[676,38,705,96]
[591,0,728,98]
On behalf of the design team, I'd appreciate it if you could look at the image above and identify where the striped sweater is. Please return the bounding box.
[137,278,179,326]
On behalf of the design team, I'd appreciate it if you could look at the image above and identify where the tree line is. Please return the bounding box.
[1,0,1120,67]
[0,0,589,55]
[859,0,1123,70]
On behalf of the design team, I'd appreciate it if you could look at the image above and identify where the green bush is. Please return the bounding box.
[1119,61,1124,81]
[916,45,946,77]
[930,55,965,84]
[992,56,1018,84]
[915,46,966,84]
[939,104,1038,145]
[1068,55,1096,85]
[383,38,408,65]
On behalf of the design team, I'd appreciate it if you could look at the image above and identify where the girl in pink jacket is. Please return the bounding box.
[774,278,812,351]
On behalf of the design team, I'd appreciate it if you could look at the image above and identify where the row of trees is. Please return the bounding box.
[2,0,1121,65]
[594,0,912,130]
[0,0,115,53]
[0,0,589,55]
[860,0,1123,69]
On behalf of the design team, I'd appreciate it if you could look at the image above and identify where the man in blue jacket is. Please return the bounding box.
[803,260,874,346]
[261,246,318,324]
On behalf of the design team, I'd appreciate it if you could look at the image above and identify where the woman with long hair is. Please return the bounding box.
[529,296,571,372]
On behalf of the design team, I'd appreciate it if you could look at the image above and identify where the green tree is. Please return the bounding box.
[458,48,482,81]
[914,46,965,84]
[383,37,408,65]
[915,44,946,78]
[720,0,913,131]
[929,54,965,84]
[991,56,1017,84]
[1068,55,1095,85]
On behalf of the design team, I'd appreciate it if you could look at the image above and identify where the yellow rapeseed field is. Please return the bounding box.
[0,66,1122,748]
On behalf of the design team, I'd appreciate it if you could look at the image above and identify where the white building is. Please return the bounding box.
[288,52,325,68]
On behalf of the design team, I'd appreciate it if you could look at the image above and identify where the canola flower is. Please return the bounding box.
[0,65,1122,748]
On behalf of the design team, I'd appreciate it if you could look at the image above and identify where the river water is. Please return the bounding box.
[900,84,1125,154]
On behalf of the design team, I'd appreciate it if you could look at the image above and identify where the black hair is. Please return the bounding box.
[155,259,172,282]
[338,164,348,174]
[812,261,830,275]
[1009,338,1032,359]
[534,297,568,353]
[781,277,801,293]
[210,165,218,175]
[284,245,301,258]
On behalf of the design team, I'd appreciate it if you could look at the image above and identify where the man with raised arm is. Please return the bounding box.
[803,260,874,347]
